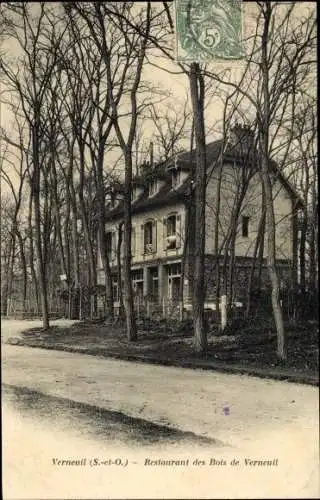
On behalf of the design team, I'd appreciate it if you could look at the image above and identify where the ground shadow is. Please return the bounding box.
[3,384,222,448]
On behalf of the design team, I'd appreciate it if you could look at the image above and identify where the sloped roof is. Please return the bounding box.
[105,139,303,221]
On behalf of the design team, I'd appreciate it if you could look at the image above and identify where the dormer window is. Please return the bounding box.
[149,179,158,196]
[107,191,122,209]
[131,186,143,202]
[171,169,181,189]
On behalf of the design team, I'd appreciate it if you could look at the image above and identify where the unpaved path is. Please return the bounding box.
[2,319,319,499]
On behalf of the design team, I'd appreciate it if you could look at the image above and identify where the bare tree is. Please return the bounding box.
[188,63,208,353]
[1,3,69,328]
[72,2,155,340]
[148,97,192,161]
[205,2,316,359]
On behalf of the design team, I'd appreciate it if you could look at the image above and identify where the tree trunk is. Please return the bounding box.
[77,143,97,290]
[299,209,308,292]
[180,121,195,310]
[16,229,28,312]
[214,155,223,314]
[246,207,266,318]
[96,147,114,318]
[117,222,125,318]
[260,2,286,360]
[123,152,137,340]
[189,63,207,354]
[27,191,40,314]
[32,120,49,330]
[3,234,15,316]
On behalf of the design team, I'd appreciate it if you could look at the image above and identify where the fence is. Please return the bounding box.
[5,297,63,319]
[4,287,318,325]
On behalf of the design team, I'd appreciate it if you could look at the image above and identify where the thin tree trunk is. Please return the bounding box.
[246,207,266,318]
[260,3,286,360]
[78,151,97,288]
[96,147,114,318]
[214,155,223,314]
[123,152,137,340]
[299,209,308,292]
[32,119,49,329]
[27,191,40,314]
[117,221,125,318]
[4,234,15,315]
[16,229,28,312]
[189,63,207,354]
[180,120,194,310]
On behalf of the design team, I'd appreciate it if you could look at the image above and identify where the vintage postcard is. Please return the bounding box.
[1,1,318,499]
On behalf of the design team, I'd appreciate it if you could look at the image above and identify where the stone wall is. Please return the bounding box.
[184,254,292,302]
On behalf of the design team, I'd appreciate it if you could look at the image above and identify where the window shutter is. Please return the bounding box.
[176,214,182,248]
[131,227,136,257]
[152,220,157,253]
[141,224,145,254]
[163,217,167,250]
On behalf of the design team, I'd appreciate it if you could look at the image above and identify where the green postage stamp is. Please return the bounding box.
[175,0,244,62]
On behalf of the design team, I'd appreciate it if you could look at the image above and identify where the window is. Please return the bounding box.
[166,215,177,249]
[149,267,159,299]
[242,216,250,238]
[149,180,158,196]
[112,278,119,302]
[105,231,116,260]
[171,169,181,189]
[105,232,112,259]
[143,220,156,254]
[167,215,176,237]
[168,263,181,276]
[163,214,181,250]
[132,269,144,297]
[167,263,181,301]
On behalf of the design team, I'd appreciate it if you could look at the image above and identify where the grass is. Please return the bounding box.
[8,316,318,383]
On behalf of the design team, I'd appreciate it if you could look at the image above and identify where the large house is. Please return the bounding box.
[97,125,302,311]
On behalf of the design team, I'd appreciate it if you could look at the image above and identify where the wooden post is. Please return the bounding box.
[90,295,94,320]
[68,290,72,319]
[221,294,227,331]
[146,299,150,318]
[79,288,82,320]
[6,298,11,317]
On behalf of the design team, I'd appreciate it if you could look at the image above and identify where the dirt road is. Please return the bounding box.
[2,319,319,499]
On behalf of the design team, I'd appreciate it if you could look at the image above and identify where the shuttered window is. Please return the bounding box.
[143,220,157,254]
[131,227,136,256]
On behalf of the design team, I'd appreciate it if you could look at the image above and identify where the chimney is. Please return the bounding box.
[229,123,254,150]
[139,160,151,177]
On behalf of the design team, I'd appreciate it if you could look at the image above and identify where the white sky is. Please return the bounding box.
[0,1,316,193]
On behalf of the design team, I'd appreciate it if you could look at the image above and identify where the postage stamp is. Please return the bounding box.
[175,0,244,62]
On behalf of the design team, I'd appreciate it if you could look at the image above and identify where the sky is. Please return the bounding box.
[0,1,317,194]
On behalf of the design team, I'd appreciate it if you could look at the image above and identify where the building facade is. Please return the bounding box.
[97,126,302,311]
